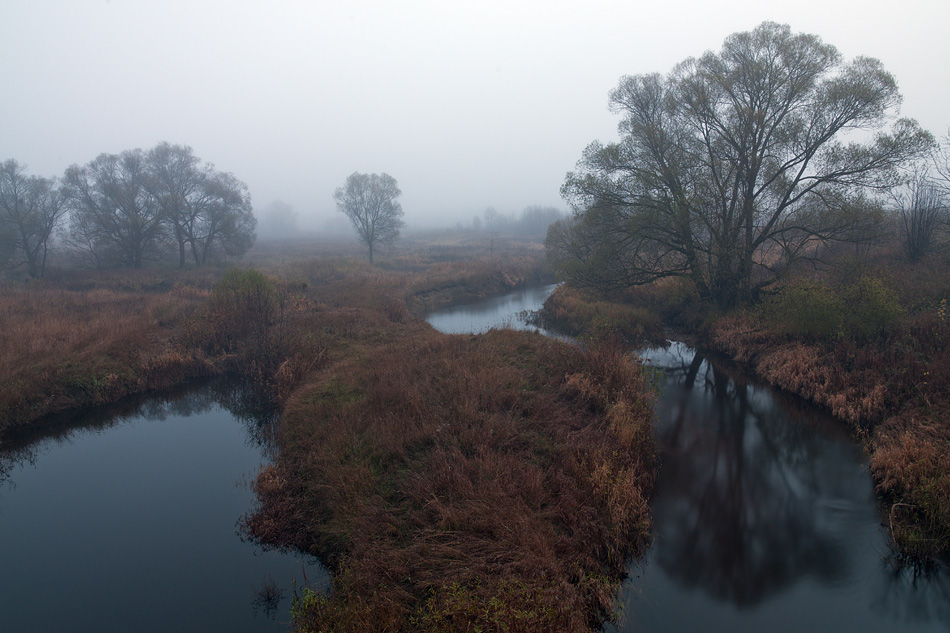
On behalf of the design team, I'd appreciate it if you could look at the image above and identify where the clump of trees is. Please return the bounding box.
[334,171,404,263]
[890,133,950,263]
[548,22,936,308]
[258,200,300,238]
[891,168,946,262]
[0,143,256,276]
[64,143,256,269]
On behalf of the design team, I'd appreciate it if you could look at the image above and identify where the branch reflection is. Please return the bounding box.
[645,343,870,606]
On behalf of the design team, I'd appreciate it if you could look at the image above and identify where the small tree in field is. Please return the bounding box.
[334,172,404,263]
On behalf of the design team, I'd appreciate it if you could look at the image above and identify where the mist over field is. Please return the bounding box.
[5,5,950,630]
[2,0,949,232]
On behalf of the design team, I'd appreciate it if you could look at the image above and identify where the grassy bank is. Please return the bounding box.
[710,264,950,558]
[532,285,667,346]
[0,279,215,432]
[547,252,950,559]
[1,238,551,432]
[245,327,656,632]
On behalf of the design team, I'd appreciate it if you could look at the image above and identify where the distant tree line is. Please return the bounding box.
[0,142,256,277]
[469,205,567,238]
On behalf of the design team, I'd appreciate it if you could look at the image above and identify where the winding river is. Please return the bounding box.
[3,286,947,632]
[0,381,328,633]
[426,285,950,632]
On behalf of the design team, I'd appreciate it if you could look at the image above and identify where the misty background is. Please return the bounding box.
[3,0,949,237]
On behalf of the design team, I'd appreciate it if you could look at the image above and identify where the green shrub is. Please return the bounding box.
[761,276,905,342]
[761,280,844,341]
[839,276,905,340]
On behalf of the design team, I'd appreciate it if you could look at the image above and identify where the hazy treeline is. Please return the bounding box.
[465,205,567,237]
[0,142,256,277]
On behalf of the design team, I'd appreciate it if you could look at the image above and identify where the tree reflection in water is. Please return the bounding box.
[0,376,281,494]
[647,343,858,605]
[619,342,950,632]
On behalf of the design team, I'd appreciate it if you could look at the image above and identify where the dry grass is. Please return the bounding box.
[0,283,215,430]
[546,239,950,558]
[534,285,666,346]
[5,241,661,629]
[244,327,657,632]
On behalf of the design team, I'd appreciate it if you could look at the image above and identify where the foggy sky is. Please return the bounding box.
[3,0,949,231]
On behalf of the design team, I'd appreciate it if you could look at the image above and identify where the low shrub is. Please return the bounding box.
[204,268,279,356]
[759,280,844,341]
[839,276,905,340]
[760,276,904,343]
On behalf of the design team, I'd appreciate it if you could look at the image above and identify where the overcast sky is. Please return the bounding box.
[3,0,949,230]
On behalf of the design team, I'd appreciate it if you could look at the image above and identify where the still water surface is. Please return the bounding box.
[0,383,328,633]
[427,287,950,632]
[425,283,560,335]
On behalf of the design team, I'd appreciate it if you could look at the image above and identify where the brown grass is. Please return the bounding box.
[545,239,950,558]
[244,327,657,632]
[0,283,215,430]
[5,240,661,629]
[534,285,666,346]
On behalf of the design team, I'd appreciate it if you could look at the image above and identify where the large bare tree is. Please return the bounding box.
[145,142,204,268]
[0,159,66,278]
[189,169,256,265]
[63,150,166,268]
[146,143,256,267]
[552,22,933,307]
[334,171,404,263]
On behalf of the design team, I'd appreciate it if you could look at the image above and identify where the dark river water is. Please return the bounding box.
[0,382,328,633]
[426,286,950,632]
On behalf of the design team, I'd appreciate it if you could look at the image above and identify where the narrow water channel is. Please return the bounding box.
[0,382,329,633]
[424,283,560,335]
[426,286,950,632]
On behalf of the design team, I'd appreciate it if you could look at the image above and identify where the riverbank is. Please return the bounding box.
[709,308,950,558]
[0,247,551,434]
[0,276,217,433]
[247,327,656,632]
[2,242,660,631]
[540,256,950,559]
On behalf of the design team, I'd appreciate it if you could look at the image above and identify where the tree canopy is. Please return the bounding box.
[549,22,933,307]
[63,143,256,269]
[334,172,404,263]
[0,159,66,277]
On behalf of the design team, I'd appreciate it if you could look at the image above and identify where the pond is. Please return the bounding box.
[427,286,950,632]
[0,381,329,633]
